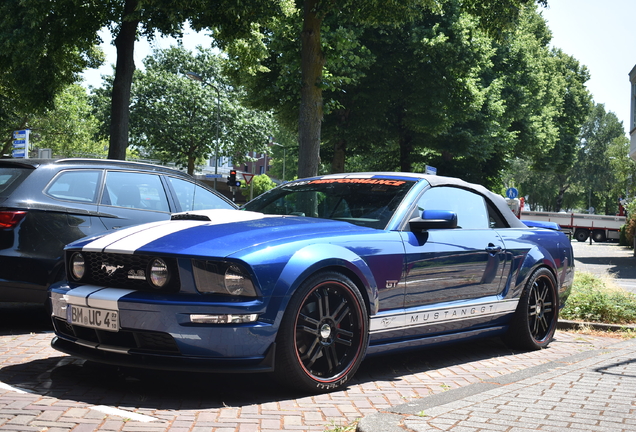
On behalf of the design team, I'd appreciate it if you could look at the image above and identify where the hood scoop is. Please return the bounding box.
[171,213,211,221]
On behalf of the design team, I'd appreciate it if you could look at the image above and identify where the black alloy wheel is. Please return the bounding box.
[503,267,558,350]
[275,271,368,392]
[527,271,557,342]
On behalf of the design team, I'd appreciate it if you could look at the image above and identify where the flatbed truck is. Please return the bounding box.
[520,210,625,242]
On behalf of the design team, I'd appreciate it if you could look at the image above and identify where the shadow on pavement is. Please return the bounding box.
[0,303,53,335]
[574,256,636,279]
[0,334,533,410]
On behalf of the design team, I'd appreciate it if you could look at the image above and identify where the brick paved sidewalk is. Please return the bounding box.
[358,337,636,432]
[0,329,620,432]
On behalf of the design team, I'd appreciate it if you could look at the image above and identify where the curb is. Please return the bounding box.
[557,319,636,332]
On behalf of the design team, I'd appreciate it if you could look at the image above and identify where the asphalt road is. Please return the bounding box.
[570,239,636,293]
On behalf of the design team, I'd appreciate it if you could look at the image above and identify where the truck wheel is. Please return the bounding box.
[592,230,606,242]
[574,229,589,242]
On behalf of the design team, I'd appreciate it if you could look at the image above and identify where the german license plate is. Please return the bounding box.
[67,305,119,331]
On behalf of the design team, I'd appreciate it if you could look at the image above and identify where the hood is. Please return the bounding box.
[70,209,373,258]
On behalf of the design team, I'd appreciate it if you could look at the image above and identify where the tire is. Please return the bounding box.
[503,268,558,351]
[275,271,369,392]
[574,229,589,242]
[592,230,606,243]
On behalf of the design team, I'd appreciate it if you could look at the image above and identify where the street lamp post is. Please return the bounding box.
[186,71,220,190]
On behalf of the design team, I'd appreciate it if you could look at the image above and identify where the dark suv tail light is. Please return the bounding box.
[0,211,26,229]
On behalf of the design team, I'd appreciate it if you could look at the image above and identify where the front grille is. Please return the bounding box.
[53,317,180,354]
[69,252,180,293]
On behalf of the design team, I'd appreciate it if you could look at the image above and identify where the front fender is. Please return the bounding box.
[267,244,379,326]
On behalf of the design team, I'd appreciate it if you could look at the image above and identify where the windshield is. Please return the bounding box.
[243,177,416,229]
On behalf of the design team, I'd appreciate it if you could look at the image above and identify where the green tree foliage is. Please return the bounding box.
[572,104,631,214]
[230,0,582,183]
[31,85,107,158]
[227,0,545,179]
[126,46,276,175]
[511,104,631,214]
[0,80,28,156]
[1,84,106,158]
[0,0,284,161]
[241,174,277,200]
[315,3,588,190]
[0,1,105,114]
[321,2,498,179]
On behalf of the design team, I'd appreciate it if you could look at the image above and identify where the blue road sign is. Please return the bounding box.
[506,187,519,199]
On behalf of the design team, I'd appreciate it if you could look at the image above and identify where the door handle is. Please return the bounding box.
[485,244,502,254]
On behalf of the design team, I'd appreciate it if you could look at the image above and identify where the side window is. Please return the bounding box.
[488,202,508,228]
[167,177,233,211]
[46,170,100,203]
[415,186,488,229]
[101,171,169,212]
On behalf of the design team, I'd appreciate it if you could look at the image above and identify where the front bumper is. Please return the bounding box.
[51,335,276,373]
[49,284,277,372]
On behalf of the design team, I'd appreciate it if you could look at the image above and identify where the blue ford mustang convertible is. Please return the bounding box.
[49,173,574,392]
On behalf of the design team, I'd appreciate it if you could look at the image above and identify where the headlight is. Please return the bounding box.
[148,258,170,288]
[69,252,85,281]
[224,265,255,296]
[192,260,257,297]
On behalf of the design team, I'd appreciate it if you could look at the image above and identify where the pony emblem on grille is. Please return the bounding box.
[101,263,124,276]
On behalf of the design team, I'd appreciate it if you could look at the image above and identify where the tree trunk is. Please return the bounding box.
[187,156,195,176]
[108,0,139,160]
[298,0,324,178]
[331,139,346,173]
[399,134,413,172]
[554,175,570,213]
[330,109,350,173]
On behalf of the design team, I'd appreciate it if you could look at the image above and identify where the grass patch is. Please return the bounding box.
[324,420,357,432]
[561,272,636,324]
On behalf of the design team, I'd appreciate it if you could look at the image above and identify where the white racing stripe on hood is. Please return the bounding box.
[102,220,205,254]
[83,209,270,254]
[82,220,172,252]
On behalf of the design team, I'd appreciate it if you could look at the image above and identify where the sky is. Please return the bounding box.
[541,0,636,135]
[81,25,212,90]
[82,1,636,134]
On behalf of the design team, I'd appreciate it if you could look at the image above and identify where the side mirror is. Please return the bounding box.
[409,210,458,232]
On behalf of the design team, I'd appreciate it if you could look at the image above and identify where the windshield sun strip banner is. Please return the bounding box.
[308,178,408,186]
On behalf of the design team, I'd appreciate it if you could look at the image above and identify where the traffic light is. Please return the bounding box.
[227,170,241,187]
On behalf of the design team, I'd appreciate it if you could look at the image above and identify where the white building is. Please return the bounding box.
[629,65,636,161]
